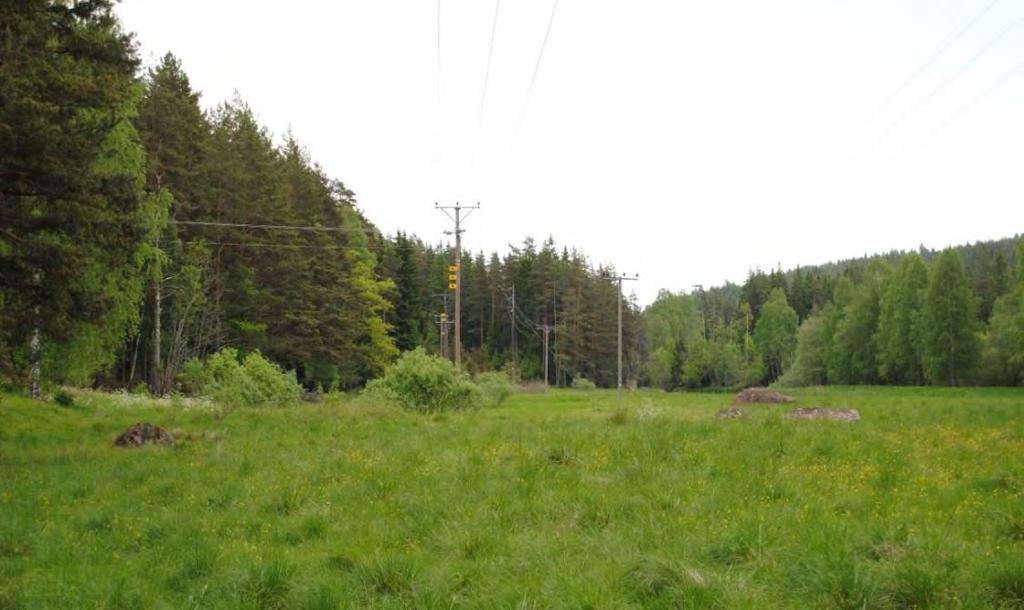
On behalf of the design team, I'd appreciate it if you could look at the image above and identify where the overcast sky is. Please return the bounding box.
[116,0,1024,305]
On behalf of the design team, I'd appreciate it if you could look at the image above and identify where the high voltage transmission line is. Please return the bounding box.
[514,0,561,138]
[865,0,1004,124]
[875,12,1024,147]
[926,57,1024,142]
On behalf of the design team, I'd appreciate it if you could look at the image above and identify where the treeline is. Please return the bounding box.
[0,1,641,394]
[378,235,644,387]
[645,239,1024,389]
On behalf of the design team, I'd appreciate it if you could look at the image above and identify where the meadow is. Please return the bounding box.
[1,386,1022,609]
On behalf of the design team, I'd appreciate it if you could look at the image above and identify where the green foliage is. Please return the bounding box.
[832,261,890,384]
[644,291,702,389]
[980,285,1024,385]
[680,340,742,389]
[754,288,798,382]
[571,376,597,390]
[777,310,828,387]
[474,371,516,407]
[922,251,979,385]
[365,348,480,413]
[0,0,146,390]
[177,348,301,405]
[53,389,75,408]
[876,254,928,384]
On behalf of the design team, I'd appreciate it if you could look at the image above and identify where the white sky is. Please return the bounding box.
[116,0,1024,305]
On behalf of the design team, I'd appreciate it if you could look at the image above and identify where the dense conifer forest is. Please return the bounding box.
[2,1,1022,395]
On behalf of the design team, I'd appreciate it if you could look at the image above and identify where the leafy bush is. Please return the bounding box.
[365,348,480,413]
[571,376,597,390]
[53,389,75,408]
[475,371,516,407]
[177,348,301,406]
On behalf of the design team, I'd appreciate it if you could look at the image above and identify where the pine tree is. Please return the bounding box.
[0,0,149,394]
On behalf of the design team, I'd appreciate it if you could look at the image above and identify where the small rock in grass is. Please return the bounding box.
[113,422,175,447]
[716,406,746,419]
[303,390,322,403]
[783,407,860,421]
[731,387,794,405]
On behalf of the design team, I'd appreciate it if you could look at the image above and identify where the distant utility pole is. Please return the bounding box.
[436,202,479,370]
[503,285,518,366]
[509,284,517,366]
[537,323,554,386]
[435,312,450,359]
[432,292,451,360]
[616,273,639,400]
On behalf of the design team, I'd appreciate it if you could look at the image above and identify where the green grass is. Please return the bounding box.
[0,386,1022,608]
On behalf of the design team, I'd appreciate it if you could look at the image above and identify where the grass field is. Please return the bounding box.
[1,386,1022,609]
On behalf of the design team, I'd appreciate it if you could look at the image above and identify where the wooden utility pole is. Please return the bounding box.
[436,202,479,370]
[616,273,639,400]
[510,284,517,366]
[538,323,554,387]
[433,292,451,360]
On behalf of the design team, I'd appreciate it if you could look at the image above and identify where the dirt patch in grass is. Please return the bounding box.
[784,407,860,422]
[716,407,746,419]
[732,388,794,405]
[113,422,175,447]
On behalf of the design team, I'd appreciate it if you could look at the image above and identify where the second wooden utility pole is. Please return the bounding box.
[537,323,554,387]
[616,273,639,400]
[436,202,479,370]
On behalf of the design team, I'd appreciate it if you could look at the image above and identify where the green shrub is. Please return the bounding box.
[475,371,516,407]
[571,376,597,390]
[53,389,75,408]
[178,357,212,396]
[176,348,301,406]
[365,348,480,413]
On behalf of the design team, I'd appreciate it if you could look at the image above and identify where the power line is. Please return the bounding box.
[514,0,561,137]
[479,0,502,116]
[162,240,415,252]
[866,0,1004,123]
[434,0,443,203]
[926,56,1024,142]
[465,0,503,195]
[170,220,374,233]
[876,13,1024,146]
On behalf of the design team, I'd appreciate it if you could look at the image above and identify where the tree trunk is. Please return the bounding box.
[150,278,162,395]
[29,306,41,399]
[29,270,42,399]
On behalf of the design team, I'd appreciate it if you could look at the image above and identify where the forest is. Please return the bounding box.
[2,1,1023,397]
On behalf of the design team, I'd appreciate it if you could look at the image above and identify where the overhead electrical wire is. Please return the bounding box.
[434,0,443,202]
[513,0,561,138]
[925,57,1024,141]
[161,240,418,252]
[170,220,374,233]
[876,13,1024,146]
[865,0,1004,123]
[464,0,503,198]
[479,0,502,116]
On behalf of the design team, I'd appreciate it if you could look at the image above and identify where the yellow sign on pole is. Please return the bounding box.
[448,265,458,272]
[448,274,457,282]
[448,283,457,290]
